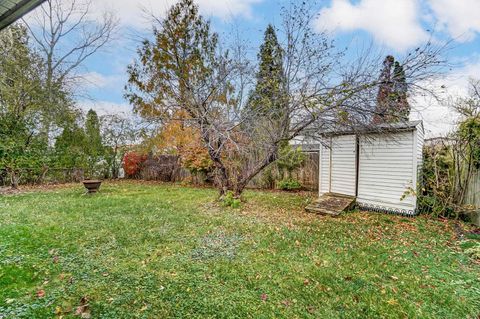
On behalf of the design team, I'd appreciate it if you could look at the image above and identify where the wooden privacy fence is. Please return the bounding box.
[133,152,320,191]
[135,155,209,184]
[248,152,319,191]
[139,155,185,182]
[0,168,85,187]
[1,152,320,190]
[464,169,480,209]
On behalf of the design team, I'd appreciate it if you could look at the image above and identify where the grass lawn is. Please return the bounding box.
[0,181,479,318]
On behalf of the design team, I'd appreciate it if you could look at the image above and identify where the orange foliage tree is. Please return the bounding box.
[153,111,212,175]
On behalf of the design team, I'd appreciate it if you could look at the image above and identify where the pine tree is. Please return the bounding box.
[392,61,410,121]
[248,25,287,122]
[85,109,102,153]
[54,124,88,168]
[373,55,394,124]
[84,109,104,175]
[373,55,410,124]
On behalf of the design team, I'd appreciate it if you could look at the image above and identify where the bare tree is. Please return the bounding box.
[126,0,448,198]
[24,0,118,134]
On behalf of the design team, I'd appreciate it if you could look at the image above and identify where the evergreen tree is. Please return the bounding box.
[247,24,291,169]
[248,25,287,122]
[85,109,103,152]
[373,55,394,124]
[54,124,88,168]
[84,109,104,175]
[373,55,410,124]
[392,61,409,121]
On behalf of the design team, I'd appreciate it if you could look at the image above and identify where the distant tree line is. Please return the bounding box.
[0,0,126,188]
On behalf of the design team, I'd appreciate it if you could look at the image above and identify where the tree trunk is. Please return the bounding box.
[9,169,19,189]
[233,147,279,198]
[201,131,230,198]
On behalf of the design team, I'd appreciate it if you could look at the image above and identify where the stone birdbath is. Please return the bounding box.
[82,180,102,194]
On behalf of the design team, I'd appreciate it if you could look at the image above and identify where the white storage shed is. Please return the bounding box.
[319,121,424,215]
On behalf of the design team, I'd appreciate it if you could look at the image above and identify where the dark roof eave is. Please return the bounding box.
[318,120,423,137]
[0,0,46,31]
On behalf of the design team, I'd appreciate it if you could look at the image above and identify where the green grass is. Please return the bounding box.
[0,181,479,318]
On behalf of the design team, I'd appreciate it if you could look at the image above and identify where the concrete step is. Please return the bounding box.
[305,193,356,216]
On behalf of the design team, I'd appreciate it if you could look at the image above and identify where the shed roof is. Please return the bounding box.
[319,120,423,137]
[0,0,45,31]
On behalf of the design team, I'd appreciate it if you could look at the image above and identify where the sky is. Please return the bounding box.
[42,0,480,138]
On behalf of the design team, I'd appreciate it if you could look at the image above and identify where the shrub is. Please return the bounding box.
[277,178,302,191]
[276,144,305,178]
[123,151,147,177]
[221,191,241,208]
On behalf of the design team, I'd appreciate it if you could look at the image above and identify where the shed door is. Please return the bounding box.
[330,135,357,196]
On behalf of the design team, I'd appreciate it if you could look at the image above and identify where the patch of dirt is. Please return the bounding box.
[191,231,242,260]
[0,187,23,195]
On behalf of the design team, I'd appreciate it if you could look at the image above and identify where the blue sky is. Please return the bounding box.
[67,0,480,137]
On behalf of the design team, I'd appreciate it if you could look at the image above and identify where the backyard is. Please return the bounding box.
[0,181,479,318]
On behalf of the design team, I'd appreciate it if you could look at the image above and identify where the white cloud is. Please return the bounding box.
[78,100,133,117]
[93,0,262,29]
[411,58,480,137]
[427,0,480,42]
[316,0,429,51]
[80,72,125,90]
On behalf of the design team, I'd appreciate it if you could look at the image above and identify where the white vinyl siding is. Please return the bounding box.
[416,125,425,193]
[357,132,415,212]
[317,122,424,214]
[319,140,331,195]
[330,135,356,196]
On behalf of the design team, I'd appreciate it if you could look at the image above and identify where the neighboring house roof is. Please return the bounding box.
[0,0,45,31]
[318,120,423,137]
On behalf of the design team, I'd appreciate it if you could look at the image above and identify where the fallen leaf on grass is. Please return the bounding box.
[75,296,90,318]
[281,300,291,307]
[387,298,398,306]
[55,306,62,315]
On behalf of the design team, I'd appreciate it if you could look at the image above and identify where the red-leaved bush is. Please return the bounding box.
[123,152,147,176]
